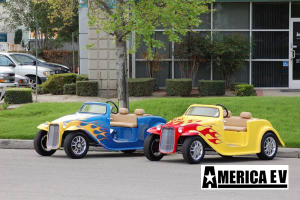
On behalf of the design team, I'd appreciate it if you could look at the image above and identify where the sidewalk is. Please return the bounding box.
[256,89,300,97]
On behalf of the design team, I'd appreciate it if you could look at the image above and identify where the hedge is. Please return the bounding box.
[231,82,247,91]
[77,74,89,82]
[4,88,32,104]
[235,84,256,96]
[63,83,76,95]
[128,78,154,97]
[166,79,192,97]
[43,73,77,95]
[198,80,225,96]
[76,81,98,96]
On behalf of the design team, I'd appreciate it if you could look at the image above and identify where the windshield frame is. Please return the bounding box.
[184,106,220,118]
[78,103,108,115]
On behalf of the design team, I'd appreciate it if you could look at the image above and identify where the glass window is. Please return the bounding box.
[11,54,34,65]
[252,61,288,87]
[252,31,289,59]
[0,55,13,66]
[0,33,7,42]
[79,104,107,114]
[185,106,220,118]
[213,62,249,84]
[253,3,289,29]
[213,31,250,43]
[292,3,300,18]
[213,3,250,29]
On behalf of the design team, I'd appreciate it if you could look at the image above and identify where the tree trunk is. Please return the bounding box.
[116,39,129,109]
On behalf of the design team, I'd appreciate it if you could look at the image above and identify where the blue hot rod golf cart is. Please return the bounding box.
[34,101,166,159]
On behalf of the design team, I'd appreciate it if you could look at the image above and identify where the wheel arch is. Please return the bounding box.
[62,130,98,146]
[258,127,285,147]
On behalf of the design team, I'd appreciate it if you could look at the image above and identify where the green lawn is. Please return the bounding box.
[0,97,299,148]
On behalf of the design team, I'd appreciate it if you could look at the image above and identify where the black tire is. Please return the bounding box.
[64,132,89,159]
[182,136,205,164]
[34,130,56,156]
[27,75,41,90]
[257,132,278,160]
[144,134,164,161]
[121,150,136,154]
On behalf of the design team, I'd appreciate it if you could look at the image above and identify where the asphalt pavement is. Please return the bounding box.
[0,149,299,200]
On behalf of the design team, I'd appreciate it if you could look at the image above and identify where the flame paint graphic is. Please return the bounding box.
[67,120,109,143]
[167,117,202,126]
[196,125,222,144]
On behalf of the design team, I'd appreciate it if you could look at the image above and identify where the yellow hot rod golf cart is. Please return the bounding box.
[144,104,285,164]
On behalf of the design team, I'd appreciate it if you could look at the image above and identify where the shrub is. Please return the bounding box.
[76,81,98,96]
[198,80,225,96]
[36,82,50,94]
[166,79,192,97]
[63,83,76,95]
[43,73,77,95]
[4,88,32,104]
[235,84,256,96]
[77,74,89,82]
[231,82,247,91]
[128,78,154,97]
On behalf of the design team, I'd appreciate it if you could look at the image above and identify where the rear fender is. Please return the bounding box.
[258,126,285,147]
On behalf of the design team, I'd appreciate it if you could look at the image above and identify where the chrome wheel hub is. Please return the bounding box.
[264,137,276,157]
[71,136,87,155]
[41,135,48,151]
[190,140,203,161]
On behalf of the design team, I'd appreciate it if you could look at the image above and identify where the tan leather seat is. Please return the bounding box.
[110,108,138,128]
[224,112,252,132]
[223,110,232,118]
[134,109,145,116]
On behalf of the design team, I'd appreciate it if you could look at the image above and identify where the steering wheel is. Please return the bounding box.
[106,101,119,114]
[216,104,229,118]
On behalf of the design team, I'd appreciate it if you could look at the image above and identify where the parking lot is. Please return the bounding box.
[0,149,299,200]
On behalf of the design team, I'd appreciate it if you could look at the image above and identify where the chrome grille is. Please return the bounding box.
[47,124,60,149]
[160,128,175,153]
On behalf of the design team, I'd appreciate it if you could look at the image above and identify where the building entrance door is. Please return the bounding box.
[291,20,300,88]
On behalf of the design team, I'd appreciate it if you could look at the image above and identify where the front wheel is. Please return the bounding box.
[144,134,164,161]
[182,136,205,164]
[257,132,278,160]
[34,130,56,156]
[64,132,89,159]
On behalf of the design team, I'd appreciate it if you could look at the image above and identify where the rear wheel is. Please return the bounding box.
[182,136,205,164]
[144,134,164,161]
[34,130,56,156]
[121,150,136,154]
[64,132,89,159]
[257,132,278,160]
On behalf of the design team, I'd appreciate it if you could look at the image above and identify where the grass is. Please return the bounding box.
[0,97,299,148]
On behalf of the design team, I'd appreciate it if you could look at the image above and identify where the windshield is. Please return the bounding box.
[79,104,107,114]
[185,107,220,118]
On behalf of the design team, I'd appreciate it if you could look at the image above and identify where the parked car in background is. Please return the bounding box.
[0,67,16,100]
[9,53,70,74]
[15,75,31,88]
[0,52,55,88]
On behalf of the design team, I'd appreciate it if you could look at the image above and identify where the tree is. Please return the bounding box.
[0,0,78,49]
[212,33,250,88]
[14,29,23,44]
[175,32,212,85]
[43,0,212,108]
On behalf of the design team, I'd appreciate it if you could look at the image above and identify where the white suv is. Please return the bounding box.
[0,52,54,87]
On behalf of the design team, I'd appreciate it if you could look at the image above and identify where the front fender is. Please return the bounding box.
[37,124,48,132]
[65,126,85,131]
[147,123,165,135]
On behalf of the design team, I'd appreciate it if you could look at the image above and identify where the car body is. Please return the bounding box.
[0,52,60,87]
[144,104,285,164]
[0,67,16,100]
[34,102,166,159]
[10,53,70,74]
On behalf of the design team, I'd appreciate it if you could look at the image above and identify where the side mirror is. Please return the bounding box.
[33,61,37,65]
[9,63,16,67]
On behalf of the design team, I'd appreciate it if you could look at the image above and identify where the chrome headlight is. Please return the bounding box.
[156,124,162,131]
[178,126,184,133]
[63,122,67,129]
[44,122,49,127]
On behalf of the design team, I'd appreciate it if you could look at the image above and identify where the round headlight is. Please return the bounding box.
[156,124,162,131]
[178,126,184,133]
[44,122,49,127]
[63,122,67,129]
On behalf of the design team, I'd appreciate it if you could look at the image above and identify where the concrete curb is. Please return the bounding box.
[0,139,299,158]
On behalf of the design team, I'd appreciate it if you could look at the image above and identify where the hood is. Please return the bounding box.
[165,115,218,128]
[52,113,96,123]
[0,68,14,74]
